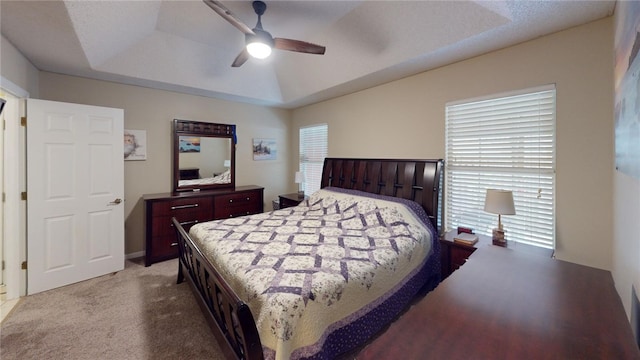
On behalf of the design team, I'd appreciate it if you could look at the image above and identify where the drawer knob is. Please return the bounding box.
[246,197,250,201]
[229,199,233,203]
[170,242,178,247]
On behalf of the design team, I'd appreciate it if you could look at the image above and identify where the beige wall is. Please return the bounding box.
[39,72,292,255]
[293,18,615,271]
[1,34,39,96]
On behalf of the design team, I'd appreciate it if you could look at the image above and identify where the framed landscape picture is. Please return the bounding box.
[253,138,276,160]
[179,136,201,153]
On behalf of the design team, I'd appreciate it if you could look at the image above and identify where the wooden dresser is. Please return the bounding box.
[143,185,264,266]
[359,244,640,359]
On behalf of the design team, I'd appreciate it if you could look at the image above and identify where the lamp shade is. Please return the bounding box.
[484,189,516,215]
[294,171,304,184]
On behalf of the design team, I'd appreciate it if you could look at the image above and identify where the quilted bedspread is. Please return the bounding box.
[189,187,436,360]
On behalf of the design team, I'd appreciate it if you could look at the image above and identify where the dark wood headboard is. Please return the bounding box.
[320,158,444,232]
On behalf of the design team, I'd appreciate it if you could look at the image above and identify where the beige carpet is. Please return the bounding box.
[0,258,226,360]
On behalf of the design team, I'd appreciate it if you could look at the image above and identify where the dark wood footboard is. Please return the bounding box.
[172,217,263,360]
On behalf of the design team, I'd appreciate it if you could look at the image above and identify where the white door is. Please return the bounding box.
[27,99,124,294]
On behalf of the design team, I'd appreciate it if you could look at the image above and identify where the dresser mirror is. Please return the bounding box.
[173,119,235,193]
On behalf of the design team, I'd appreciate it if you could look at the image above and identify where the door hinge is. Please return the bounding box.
[2,192,5,203]
[21,261,27,270]
[21,116,27,126]
[21,191,27,201]
[1,260,5,271]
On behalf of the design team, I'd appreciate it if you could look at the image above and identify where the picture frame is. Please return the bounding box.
[124,129,147,161]
[614,0,640,179]
[253,138,277,160]
[179,136,201,153]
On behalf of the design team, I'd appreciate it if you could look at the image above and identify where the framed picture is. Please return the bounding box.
[614,0,640,179]
[124,129,147,161]
[253,138,277,160]
[179,136,201,153]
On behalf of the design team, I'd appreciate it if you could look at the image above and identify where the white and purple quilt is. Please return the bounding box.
[189,187,438,360]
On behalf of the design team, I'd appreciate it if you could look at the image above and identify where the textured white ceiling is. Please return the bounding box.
[0,0,615,108]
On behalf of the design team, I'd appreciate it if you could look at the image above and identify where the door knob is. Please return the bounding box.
[109,198,123,205]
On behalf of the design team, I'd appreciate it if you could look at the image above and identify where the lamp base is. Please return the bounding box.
[297,190,305,199]
[492,228,507,247]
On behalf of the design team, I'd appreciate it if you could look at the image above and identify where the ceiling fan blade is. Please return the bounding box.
[231,49,250,67]
[274,38,326,55]
[203,0,255,35]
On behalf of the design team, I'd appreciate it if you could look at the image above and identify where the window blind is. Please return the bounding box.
[299,124,328,195]
[445,86,556,249]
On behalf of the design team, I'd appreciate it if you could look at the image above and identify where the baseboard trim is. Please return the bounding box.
[125,251,145,260]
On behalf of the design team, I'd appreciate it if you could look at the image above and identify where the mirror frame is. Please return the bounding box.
[173,119,236,193]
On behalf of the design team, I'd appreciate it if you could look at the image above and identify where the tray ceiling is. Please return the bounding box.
[1,1,615,108]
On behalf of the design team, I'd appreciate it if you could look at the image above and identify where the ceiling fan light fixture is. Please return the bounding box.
[247,41,272,59]
[246,29,274,59]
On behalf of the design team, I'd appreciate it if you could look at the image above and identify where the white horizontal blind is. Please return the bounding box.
[299,124,328,196]
[445,86,556,249]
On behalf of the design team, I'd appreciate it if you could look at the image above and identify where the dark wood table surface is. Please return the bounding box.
[359,244,640,359]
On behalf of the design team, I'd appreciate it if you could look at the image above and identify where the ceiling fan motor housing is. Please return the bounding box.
[252,1,267,16]
[246,28,274,48]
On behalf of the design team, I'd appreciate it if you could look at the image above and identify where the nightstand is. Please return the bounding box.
[440,230,489,279]
[279,193,307,209]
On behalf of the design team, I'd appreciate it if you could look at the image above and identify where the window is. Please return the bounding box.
[445,86,556,249]
[299,124,328,195]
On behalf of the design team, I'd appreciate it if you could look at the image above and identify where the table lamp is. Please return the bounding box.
[484,189,516,247]
[294,171,305,198]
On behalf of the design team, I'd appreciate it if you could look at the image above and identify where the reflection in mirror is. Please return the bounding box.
[173,119,236,193]
[178,137,232,186]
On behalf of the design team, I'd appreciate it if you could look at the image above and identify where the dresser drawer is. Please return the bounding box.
[151,212,211,237]
[144,186,263,266]
[215,191,259,207]
[149,235,181,261]
[214,190,262,218]
[151,197,213,216]
[215,204,260,219]
[150,211,208,259]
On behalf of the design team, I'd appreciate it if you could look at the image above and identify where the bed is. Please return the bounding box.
[172,158,444,360]
[178,168,232,186]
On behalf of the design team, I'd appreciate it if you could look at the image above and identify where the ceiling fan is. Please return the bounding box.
[203,0,326,67]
